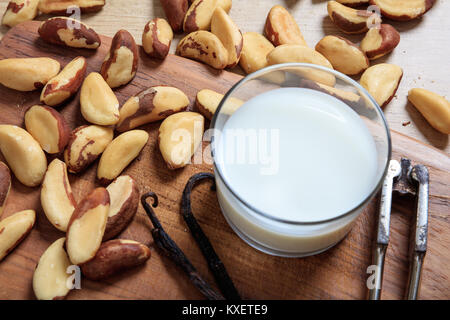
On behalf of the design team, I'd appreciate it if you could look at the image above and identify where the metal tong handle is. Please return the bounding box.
[368,160,401,300]
[406,165,429,300]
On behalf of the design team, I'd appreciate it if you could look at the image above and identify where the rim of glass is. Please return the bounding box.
[210,62,392,226]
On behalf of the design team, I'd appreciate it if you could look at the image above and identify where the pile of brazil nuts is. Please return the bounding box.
[0,0,449,301]
[159,0,448,133]
[1,0,106,27]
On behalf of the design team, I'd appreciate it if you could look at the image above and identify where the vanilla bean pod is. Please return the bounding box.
[141,192,224,300]
[181,172,241,300]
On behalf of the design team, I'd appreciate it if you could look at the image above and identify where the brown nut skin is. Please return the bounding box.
[66,188,110,265]
[160,0,188,32]
[0,57,60,92]
[0,125,47,187]
[24,105,71,154]
[33,238,72,300]
[183,0,231,33]
[360,63,403,108]
[408,88,450,134]
[41,56,87,107]
[0,162,11,218]
[103,176,139,241]
[211,7,243,68]
[2,0,39,28]
[264,5,307,47]
[369,0,435,21]
[0,210,35,261]
[176,31,228,69]
[116,86,189,132]
[41,159,77,232]
[142,18,173,60]
[337,0,369,7]
[315,35,369,75]
[38,17,101,49]
[64,125,114,174]
[38,0,105,15]
[80,239,151,280]
[327,1,373,34]
[360,24,400,60]
[239,32,274,74]
[101,30,139,88]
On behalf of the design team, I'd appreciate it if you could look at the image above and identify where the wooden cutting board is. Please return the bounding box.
[0,21,448,300]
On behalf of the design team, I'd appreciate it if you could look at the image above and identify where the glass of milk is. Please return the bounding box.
[210,63,391,257]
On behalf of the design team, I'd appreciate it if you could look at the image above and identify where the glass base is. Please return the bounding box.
[221,206,344,258]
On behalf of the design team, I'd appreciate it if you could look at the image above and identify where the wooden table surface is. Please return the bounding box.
[0,1,448,301]
[1,0,448,153]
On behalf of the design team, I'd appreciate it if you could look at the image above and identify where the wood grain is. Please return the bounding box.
[0,21,448,300]
[0,0,448,153]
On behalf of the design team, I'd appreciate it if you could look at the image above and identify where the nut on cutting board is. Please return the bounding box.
[0,57,60,91]
[66,188,109,265]
[0,125,47,187]
[64,125,114,174]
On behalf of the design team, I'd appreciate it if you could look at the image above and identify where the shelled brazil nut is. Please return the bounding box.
[81,239,151,280]
[101,29,139,88]
[41,159,77,232]
[211,7,243,68]
[264,5,307,47]
[24,105,71,154]
[103,175,139,241]
[97,130,149,185]
[267,44,336,87]
[0,125,47,187]
[408,88,450,134]
[0,210,35,262]
[159,112,204,169]
[33,238,72,300]
[369,0,436,21]
[239,32,274,74]
[0,57,60,91]
[64,125,114,174]
[40,56,87,106]
[66,188,110,265]
[38,0,105,15]
[116,86,189,132]
[80,72,120,125]
[315,35,369,75]
[360,63,403,108]
[39,17,101,49]
[142,18,173,59]
[177,31,229,69]
[160,0,188,32]
[1,0,39,28]
[327,1,372,34]
[196,89,244,120]
[183,0,232,33]
[360,24,400,60]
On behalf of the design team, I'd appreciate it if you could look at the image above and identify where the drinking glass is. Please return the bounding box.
[210,63,391,257]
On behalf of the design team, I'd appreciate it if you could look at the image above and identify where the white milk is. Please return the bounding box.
[213,88,379,256]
